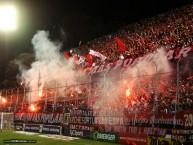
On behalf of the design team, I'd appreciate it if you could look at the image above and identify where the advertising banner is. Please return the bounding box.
[91,131,118,143]
[118,132,147,145]
[14,123,24,131]
[24,124,41,133]
[69,124,97,131]
[42,125,62,135]
[64,129,90,138]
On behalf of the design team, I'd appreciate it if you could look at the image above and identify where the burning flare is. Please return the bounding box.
[29,104,36,111]
[126,88,130,97]
[2,97,7,103]
[38,90,42,97]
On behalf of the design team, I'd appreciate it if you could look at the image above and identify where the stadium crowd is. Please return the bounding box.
[0,4,193,115]
[77,4,193,65]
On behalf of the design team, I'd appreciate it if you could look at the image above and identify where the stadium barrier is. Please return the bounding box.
[148,136,179,145]
[14,110,185,128]
[14,123,62,135]
[24,124,41,133]
[13,108,193,144]
[42,125,62,135]
[14,123,23,131]
[90,131,118,143]
[64,128,90,138]
[118,132,148,145]
[14,122,193,144]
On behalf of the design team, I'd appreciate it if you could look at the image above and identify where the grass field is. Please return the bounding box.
[0,130,121,145]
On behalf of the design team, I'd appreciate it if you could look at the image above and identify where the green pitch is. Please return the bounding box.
[0,131,121,145]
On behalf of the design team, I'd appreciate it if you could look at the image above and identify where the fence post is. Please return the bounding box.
[152,61,158,128]
[44,84,48,112]
[174,58,181,128]
[103,71,109,107]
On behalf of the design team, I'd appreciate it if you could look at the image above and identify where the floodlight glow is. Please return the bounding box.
[0,5,17,30]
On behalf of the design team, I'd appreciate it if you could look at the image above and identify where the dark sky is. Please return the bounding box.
[1,0,192,56]
[0,0,192,85]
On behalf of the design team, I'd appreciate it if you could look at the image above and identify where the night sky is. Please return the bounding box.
[0,0,192,85]
[1,0,192,55]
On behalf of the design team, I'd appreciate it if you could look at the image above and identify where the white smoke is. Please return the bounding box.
[93,47,173,110]
[20,30,76,102]
[123,47,172,79]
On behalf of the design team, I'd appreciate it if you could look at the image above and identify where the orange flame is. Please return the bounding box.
[2,97,7,103]
[126,88,130,97]
[29,105,36,111]
[38,90,42,97]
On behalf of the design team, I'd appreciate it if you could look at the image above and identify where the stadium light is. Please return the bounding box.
[0,5,17,30]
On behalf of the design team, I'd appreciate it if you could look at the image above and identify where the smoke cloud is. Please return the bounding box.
[19,31,173,109]
[94,47,173,110]
[123,47,172,83]
[20,30,76,102]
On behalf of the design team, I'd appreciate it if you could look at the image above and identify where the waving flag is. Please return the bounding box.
[89,49,107,61]
[76,56,85,64]
[115,36,127,51]
[86,54,93,66]
[71,53,78,61]
[64,51,70,60]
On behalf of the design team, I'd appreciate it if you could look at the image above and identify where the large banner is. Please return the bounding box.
[15,109,193,135]
[67,109,184,129]
[76,46,193,75]
[14,113,64,124]
[98,125,167,137]
[15,110,186,129]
